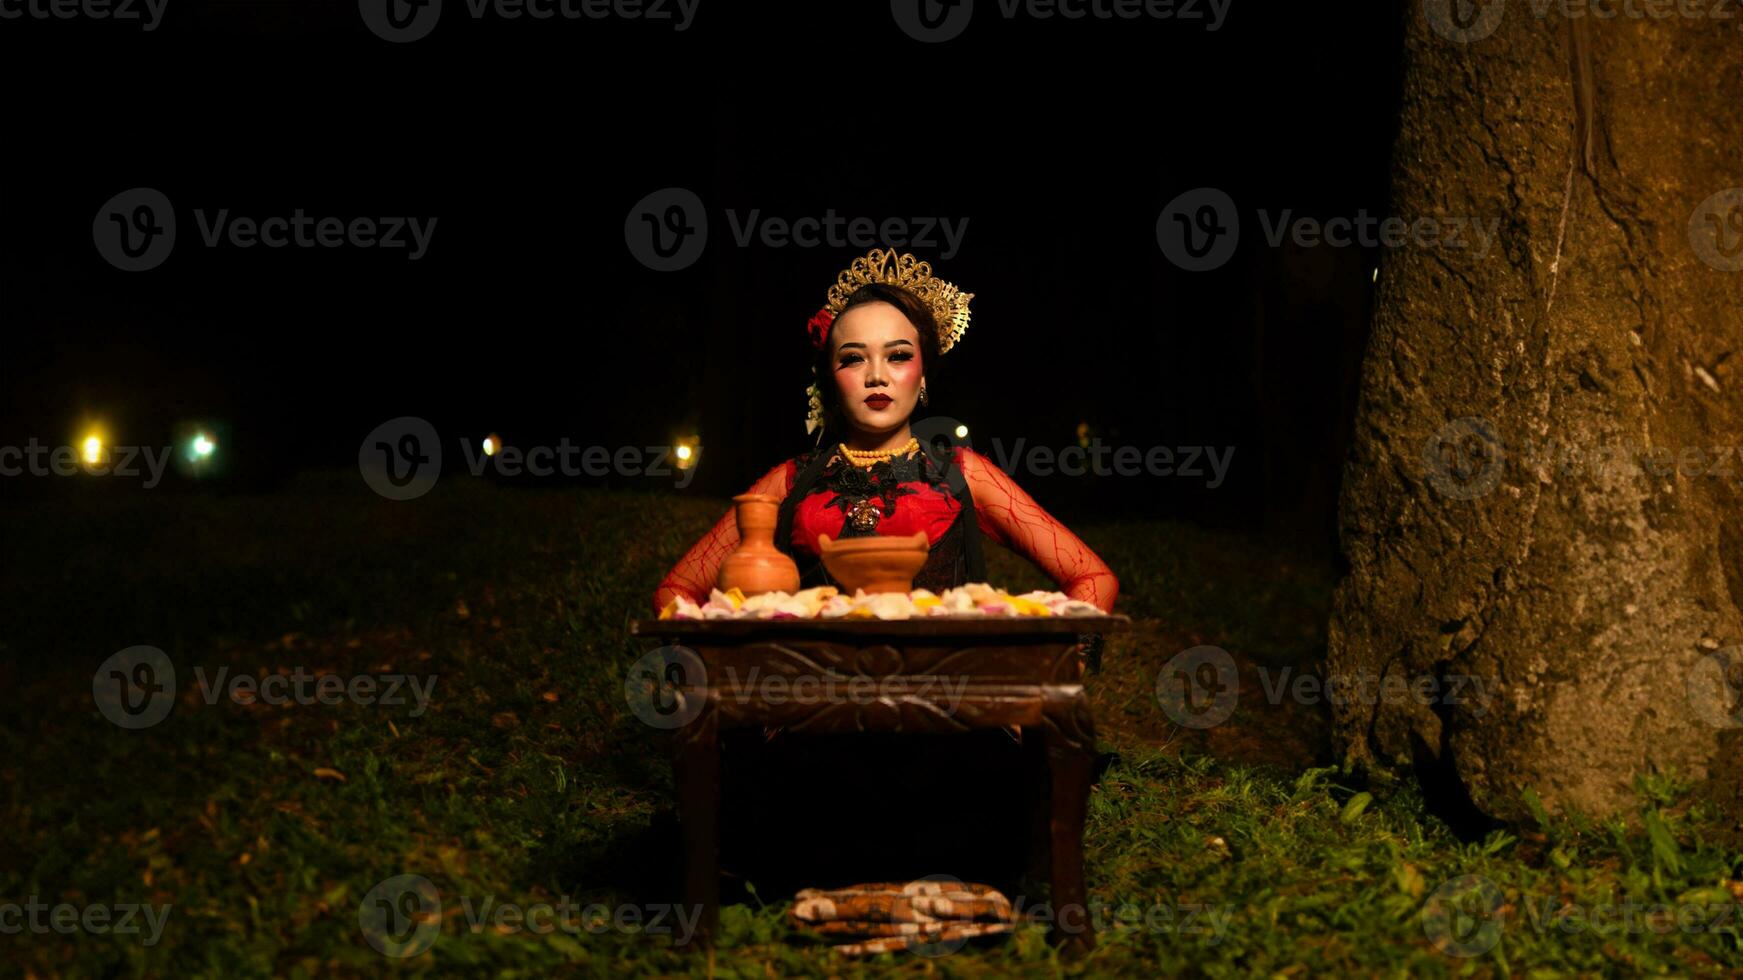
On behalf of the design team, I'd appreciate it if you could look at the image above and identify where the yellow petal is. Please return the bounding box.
[724,587,746,609]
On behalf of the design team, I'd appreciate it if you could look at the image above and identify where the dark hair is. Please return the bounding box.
[809,282,943,439]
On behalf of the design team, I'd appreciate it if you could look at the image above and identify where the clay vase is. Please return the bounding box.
[816,531,930,595]
[717,493,801,596]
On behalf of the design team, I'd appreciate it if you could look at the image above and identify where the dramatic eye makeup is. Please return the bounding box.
[835,340,915,369]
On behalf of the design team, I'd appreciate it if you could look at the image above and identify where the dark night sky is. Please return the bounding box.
[2,0,1406,542]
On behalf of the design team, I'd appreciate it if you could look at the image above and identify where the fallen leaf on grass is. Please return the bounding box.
[312,767,347,782]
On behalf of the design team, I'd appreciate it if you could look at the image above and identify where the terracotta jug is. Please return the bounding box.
[717,493,801,595]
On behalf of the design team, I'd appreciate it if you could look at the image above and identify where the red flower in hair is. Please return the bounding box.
[806,308,834,350]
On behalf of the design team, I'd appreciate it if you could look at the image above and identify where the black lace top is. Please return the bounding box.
[773,440,987,593]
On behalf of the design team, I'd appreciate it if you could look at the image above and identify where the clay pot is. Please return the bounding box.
[816,531,930,595]
[717,493,801,595]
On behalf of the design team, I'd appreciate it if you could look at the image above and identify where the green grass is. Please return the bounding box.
[1,472,1739,977]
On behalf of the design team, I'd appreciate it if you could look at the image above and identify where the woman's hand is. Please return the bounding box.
[958,447,1119,613]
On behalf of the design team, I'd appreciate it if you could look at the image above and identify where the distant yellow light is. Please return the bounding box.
[954,425,968,439]
[673,435,700,470]
[192,434,215,458]
[482,437,497,456]
[82,435,104,465]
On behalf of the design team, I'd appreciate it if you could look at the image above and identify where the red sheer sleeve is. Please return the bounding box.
[652,460,796,614]
[959,448,1119,613]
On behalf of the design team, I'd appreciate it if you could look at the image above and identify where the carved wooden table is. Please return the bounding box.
[628,614,1129,958]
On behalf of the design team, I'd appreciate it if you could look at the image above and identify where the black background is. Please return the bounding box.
[1,0,1408,548]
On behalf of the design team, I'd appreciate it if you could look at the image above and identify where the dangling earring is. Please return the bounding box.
[919,379,929,407]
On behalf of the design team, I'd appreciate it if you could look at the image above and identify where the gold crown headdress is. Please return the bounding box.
[823,248,974,354]
[805,248,974,439]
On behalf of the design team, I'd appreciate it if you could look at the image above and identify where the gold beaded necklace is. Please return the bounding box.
[831,436,921,532]
[838,436,920,468]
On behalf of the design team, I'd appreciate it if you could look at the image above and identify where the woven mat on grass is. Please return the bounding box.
[788,880,1018,956]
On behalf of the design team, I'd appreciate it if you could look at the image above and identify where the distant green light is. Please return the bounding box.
[191,434,215,458]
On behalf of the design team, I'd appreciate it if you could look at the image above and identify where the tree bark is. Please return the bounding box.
[1330,3,1743,820]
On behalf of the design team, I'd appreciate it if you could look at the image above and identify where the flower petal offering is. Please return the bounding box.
[657,583,1106,621]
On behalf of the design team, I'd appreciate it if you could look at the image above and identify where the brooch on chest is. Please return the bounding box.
[821,451,920,534]
[844,497,884,532]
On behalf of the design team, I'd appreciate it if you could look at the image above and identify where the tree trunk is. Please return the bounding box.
[1330,4,1743,821]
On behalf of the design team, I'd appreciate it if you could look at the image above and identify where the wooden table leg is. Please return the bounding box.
[676,699,718,948]
[1042,686,1096,959]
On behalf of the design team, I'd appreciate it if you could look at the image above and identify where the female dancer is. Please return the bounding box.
[647,249,1121,895]
[653,248,1118,615]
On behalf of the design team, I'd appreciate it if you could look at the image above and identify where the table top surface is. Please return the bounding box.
[630,614,1131,638]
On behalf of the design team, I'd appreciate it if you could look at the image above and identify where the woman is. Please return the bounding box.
[652,248,1118,614]
[650,248,1119,896]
